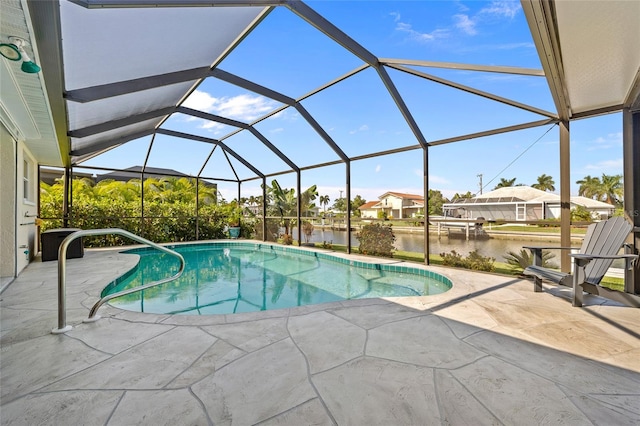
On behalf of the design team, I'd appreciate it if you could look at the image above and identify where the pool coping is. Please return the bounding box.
[91,239,463,326]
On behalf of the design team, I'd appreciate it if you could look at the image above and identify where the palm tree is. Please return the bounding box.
[600,174,623,206]
[264,180,319,236]
[576,175,603,200]
[494,177,517,189]
[531,174,555,192]
[319,195,330,214]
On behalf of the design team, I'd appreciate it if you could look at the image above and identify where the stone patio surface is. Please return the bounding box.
[1,245,639,425]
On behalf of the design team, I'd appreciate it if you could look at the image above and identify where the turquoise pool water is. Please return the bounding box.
[103,243,452,315]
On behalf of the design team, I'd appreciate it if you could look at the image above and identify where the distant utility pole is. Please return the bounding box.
[477,173,483,194]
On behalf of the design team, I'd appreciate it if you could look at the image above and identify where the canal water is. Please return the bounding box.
[295,228,542,263]
[291,227,624,269]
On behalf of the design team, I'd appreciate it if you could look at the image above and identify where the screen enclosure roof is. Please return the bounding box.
[4,0,640,184]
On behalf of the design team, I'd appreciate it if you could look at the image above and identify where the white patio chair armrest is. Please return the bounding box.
[569,253,639,269]
[524,246,579,266]
[522,246,576,251]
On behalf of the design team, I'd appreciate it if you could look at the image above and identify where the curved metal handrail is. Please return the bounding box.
[52,228,185,334]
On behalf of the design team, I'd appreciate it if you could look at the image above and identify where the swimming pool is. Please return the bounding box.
[102,242,452,315]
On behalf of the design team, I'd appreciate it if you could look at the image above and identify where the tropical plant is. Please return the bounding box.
[356,223,395,257]
[332,197,347,214]
[351,195,367,217]
[39,177,250,246]
[224,202,243,226]
[571,205,594,222]
[302,220,314,243]
[451,191,473,201]
[263,179,318,238]
[532,174,555,192]
[503,249,556,273]
[428,189,447,215]
[600,174,623,206]
[576,175,602,199]
[494,177,517,189]
[319,195,330,214]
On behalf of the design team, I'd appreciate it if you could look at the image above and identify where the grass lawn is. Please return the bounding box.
[317,243,625,292]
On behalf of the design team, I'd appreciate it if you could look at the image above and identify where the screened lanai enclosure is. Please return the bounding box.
[3,1,640,292]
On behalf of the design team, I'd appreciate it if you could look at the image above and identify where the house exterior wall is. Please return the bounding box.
[16,141,38,274]
[360,208,377,219]
[378,194,423,218]
[1,123,16,279]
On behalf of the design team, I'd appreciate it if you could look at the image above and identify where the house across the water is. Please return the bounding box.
[442,186,615,222]
[359,192,424,219]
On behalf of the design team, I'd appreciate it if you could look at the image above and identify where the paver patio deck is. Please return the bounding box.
[1,246,639,425]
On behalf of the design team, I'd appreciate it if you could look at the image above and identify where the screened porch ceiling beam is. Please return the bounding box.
[210,69,349,163]
[285,0,378,67]
[221,148,241,182]
[388,64,559,120]
[624,67,640,111]
[293,105,349,162]
[176,106,299,172]
[68,106,176,138]
[210,69,295,105]
[64,67,211,103]
[380,58,545,77]
[72,0,285,8]
[247,128,300,172]
[245,117,559,184]
[156,128,264,178]
[377,66,429,149]
[284,1,428,150]
[70,129,155,157]
[297,64,369,102]
[427,118,558,147]
[198,145,219,178]
[521,0,570,121]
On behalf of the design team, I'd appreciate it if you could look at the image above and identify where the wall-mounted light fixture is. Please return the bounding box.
[0,36,41,73]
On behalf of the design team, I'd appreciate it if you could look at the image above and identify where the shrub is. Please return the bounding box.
[302,220,314,243]
[356,223,395,257]
[440,249,495,272]
[504,249,557,273]
[571,205,594,222]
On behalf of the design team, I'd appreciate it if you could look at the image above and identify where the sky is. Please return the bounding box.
[77,0,624,206]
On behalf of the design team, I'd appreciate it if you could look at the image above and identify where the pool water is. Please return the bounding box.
[103,243,452,315]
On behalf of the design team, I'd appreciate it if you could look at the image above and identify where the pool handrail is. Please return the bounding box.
[52,228,185,334]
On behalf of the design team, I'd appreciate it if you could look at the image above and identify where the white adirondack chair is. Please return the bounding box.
[523,216,639,307]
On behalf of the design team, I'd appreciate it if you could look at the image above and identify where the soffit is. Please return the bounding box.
[0,0,60,166]
[57,1,267,161]
[554,0,640,115]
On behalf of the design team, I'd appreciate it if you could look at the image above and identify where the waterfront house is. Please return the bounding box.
[359,192,424,219]
[442,186,615,222]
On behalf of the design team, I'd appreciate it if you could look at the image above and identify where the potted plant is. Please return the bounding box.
[226,203,242,239]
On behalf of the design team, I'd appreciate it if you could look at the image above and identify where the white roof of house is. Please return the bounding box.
[570,196,617,209]
[475,186,550,201]
[450,186,615,210]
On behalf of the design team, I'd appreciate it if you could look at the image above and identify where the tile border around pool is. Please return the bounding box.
[115,240,453,291]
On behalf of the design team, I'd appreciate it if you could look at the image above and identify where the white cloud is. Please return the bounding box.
[428,175,450,185]
[393,1,520,43]
[395,21,449,42]
[182,90,278,128]
[480,1,522,19]
[375,165,382,173]
[270,127,284,134]
[453,14,477,35]
[585,158,623,171]
[349,124,370,134]
[587,132,622,150]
